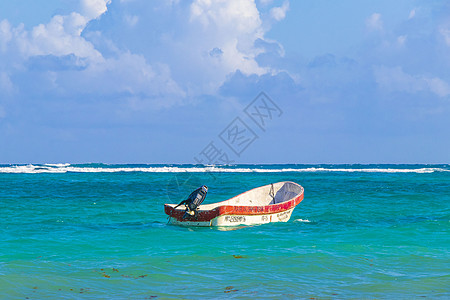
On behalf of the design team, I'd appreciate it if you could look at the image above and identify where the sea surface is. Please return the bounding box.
[1,164,449,299]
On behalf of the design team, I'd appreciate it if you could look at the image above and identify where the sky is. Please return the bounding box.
[0,0,449,164]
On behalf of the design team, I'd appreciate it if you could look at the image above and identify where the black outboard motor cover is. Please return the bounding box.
[172,185,208,219]
[186,185,208,213]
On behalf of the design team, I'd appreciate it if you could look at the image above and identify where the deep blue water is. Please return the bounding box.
[0,164,449,299]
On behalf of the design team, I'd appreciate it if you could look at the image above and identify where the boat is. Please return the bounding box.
[164,181,304,226]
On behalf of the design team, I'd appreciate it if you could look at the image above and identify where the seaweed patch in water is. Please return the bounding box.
[224,286,238,293]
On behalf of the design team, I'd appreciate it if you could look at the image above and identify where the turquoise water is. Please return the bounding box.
[1,164,449,299]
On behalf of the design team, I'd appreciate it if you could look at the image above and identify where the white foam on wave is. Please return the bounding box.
[44,163,71,167]
[294,219,311,223]
[0,165,448,174]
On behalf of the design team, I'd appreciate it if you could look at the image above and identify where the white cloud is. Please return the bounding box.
[366,13,383,31]
[14,13,102,62]
[425,77,450,97]
[397,35,407,46]
[81,0,111,21]
[270,1,289,21]
[374,66,424,93]
[440,28,450,47]
[1,0,111,63]
[190,0,263,36]
[0,72,14,95]
[0,0,290,108]
[0,20,12,52]
[81,52,185,101]
[0,0,187,109]
[374,66,450,98]
[186,0,285,93]
[124,14,139,27]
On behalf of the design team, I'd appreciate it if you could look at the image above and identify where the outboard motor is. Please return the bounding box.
[174,185,208,219]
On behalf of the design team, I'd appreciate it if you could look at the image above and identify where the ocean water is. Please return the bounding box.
[1,164,449,299]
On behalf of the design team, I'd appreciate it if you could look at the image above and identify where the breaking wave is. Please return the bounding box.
[0,164,448,174]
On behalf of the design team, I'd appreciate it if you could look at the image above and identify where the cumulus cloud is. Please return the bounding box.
[81,0,111,21]
[366,13,383,31]
[0,0,189,109]
[70,52,186,102]
[185,0,288,93]
[0,0,290,111]
[1,0,112,62]
[14,13,102,61]
[190,0,262,32]
[270,1,290,21]
[374,66,450,97]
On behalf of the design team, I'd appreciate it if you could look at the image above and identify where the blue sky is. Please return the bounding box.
[0,0,449,164]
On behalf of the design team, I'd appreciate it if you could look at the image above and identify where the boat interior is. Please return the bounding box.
[179,181,304,210]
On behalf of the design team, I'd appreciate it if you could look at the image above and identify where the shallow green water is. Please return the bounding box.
[1,164,449,299]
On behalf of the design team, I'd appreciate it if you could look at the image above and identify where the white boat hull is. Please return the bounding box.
[168,208,295,227]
